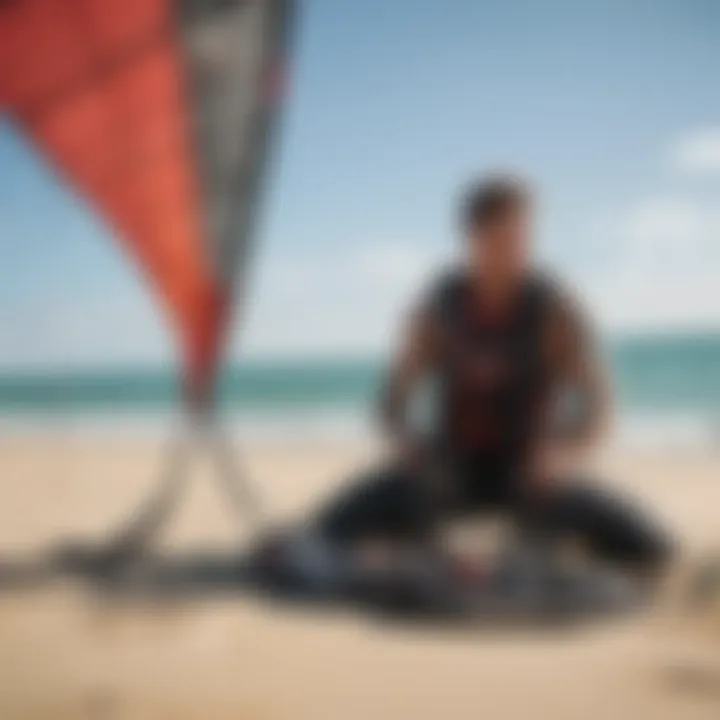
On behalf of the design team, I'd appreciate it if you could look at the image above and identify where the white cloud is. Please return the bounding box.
[573,128,720,332]
[0,288,174,370]
[239,240,451,357]
[671,127,720,174]
[583,193,720,332]
[624,197,708,248]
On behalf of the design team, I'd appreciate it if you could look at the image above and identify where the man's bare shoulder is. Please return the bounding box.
[416,265,468,320]
[532,270,601,368]
[531,270,589,326]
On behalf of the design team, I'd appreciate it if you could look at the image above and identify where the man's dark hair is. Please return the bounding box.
[460,174,531,232]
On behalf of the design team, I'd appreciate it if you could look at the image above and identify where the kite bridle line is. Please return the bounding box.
[98,373,266,564]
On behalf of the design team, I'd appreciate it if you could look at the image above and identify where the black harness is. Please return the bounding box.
[428,269,555,462]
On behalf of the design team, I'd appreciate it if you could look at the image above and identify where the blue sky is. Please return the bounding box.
[2,0,720,368]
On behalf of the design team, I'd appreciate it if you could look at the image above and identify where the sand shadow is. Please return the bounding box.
[0,539,649,634]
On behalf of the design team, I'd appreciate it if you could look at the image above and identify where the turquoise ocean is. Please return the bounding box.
[1,332,719,446]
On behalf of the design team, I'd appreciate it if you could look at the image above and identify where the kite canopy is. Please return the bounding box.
[0,0,294,401]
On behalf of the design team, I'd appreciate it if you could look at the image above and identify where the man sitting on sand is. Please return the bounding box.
[274,174,674,590]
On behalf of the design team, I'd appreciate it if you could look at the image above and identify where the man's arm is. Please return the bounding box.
[532,286,612,481]
[378,304,439,451]
[549,289,612,448]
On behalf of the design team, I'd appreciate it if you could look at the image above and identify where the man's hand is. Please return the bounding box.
[526,442,583,492]
[393,431,431,470]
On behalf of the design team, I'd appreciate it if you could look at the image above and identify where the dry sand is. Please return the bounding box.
[0,434,718,719]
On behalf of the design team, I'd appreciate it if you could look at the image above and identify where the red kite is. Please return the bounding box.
[0,0,296,549]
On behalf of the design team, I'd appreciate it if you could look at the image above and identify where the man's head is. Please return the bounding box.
[461,174,533,282]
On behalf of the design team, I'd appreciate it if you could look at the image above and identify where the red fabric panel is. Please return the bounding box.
[0,0,222,391]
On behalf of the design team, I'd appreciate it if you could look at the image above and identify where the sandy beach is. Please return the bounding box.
[0,435,718,719]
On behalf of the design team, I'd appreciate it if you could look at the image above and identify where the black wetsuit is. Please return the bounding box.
[318,270,672,570]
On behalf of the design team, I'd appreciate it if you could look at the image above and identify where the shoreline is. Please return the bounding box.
[1,408,718,455]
